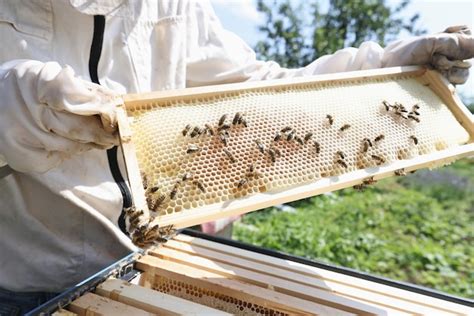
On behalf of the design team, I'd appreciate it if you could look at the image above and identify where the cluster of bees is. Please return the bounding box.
[141,112,248,214]
[383,100,421,122]
[124,205,176,247]
[183,112,247,150]
[142,171,206,212]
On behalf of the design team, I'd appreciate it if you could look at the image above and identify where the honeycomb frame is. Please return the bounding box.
[117,66,474,229]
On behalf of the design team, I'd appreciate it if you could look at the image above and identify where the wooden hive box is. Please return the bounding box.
[54,233,473,315]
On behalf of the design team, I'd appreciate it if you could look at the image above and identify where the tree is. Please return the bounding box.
[255,0,426,68]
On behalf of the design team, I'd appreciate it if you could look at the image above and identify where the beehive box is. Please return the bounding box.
[60,234,473,316]
[117,66,474,239]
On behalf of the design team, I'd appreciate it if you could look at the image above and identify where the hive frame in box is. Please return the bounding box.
[117,66,474,229]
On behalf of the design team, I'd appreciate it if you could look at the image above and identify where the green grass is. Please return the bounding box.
[233,159,474,298]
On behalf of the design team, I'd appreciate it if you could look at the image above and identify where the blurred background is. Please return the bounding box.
[209,0,474,298]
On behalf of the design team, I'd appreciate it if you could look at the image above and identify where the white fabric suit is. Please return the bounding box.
[0,0,472,292]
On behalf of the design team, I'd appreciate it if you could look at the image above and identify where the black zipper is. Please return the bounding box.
[89,15,130,235]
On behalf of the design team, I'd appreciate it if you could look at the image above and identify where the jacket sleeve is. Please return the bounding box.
[186,1,474,87]
[0,60,119,173]
[185,0,384,87]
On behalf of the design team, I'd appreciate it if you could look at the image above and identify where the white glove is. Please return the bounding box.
[0,60,120,173]
[383,25,474,84]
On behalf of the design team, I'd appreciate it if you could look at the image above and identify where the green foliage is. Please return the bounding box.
[255,0,426,67]
[233,160,474,298]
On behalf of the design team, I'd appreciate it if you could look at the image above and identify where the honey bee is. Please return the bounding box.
[295,136,304,146]
[374,134,385,143]
[232,112,242,125]
[186,144,200,154]
[218,114,227,126]
[408,114,420,122]
[190,126,203,138]
[248,164,255,174]
[371,154,385,165]
[193,180,206,193]
[204,124,215,136]
[219,131,229,146]
[170,181,181,200]
[336,151,345,160]
[148,186,159,194]
[362,176,376,185]
[409,135,418,145]
[148,194,166,211]
[286,130,295,141]
[154,195,166,210]
[143,225,161,241]
[146,196,156,211]
[223,148,236,163]
[268,148,276,163]
[124,206,136,216]
[141,172,148,190]
[273,147,282,157]
[130,215,145,230]
[336,159,348,168]
[274,132,282,142]
[394,111,408,119]
[394,168,406,176]
[217,124,231,131]
[412,104,420,110]
[128,209,144,223]
[281,126,293,133]
[326,114,334,125]
[304,132,313,143]
[255,139,266,154]
[362,138,372,153]
[237,178,248,189]
[339,124,351,132]
[239,117,248,127]
[353,184,366,191]
[246,164,260,178]
[182,172,193,182]
[182,124,192,136]
[382,100,391,111]
[314,141,320,154]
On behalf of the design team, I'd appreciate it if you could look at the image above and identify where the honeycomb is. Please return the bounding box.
[127,75,469,217]
[151,274,288,315]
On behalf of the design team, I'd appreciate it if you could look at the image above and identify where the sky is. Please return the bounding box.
[210,0,474,99]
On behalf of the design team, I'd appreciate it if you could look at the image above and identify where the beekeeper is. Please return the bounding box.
[0,0,473,313]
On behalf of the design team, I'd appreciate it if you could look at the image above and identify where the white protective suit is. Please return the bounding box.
[0,0,472,292]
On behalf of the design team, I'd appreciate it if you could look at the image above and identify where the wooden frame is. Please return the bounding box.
[95,278,231,315]
[117,66,474,228]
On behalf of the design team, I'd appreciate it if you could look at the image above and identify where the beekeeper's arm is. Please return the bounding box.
[186,1,473,86]
[0,60,120,173]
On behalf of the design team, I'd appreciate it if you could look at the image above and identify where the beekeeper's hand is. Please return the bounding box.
[0,60,120,173]
[383,25,474,84]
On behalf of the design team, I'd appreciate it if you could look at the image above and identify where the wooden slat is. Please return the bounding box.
[173,234,473,315]
[95,278,231,315]
[421,70,474,139]
[123,66,425,108]
[136,255,356,316]
[151,245,416,315]
[67,292,152,316]
[52,309,77,316]
[156,240,456,315]
[117,105,149,214]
